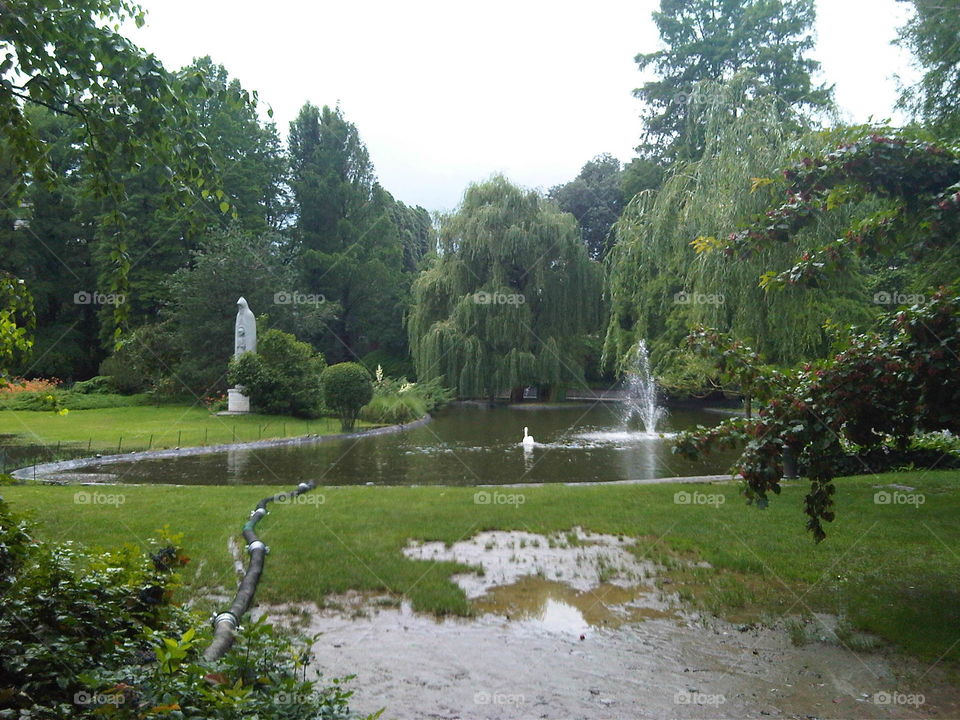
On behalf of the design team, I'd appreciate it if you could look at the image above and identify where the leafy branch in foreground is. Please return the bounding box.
[1,1,254,341]
[696,133,960,289]
[0,498,361,718]
[674,290,960,541]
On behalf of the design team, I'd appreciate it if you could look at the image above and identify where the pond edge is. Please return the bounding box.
[10,414,433,482]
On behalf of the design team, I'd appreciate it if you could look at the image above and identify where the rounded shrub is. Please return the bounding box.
[321,362,373,431]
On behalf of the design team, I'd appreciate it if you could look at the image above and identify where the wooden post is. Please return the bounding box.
[118,436,122,453]
[177,430,182,447]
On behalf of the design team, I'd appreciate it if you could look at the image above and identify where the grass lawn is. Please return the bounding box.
[0,405,373,455]
[4,469,960,666]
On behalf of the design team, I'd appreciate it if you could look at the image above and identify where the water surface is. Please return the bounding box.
[77,403,736,486]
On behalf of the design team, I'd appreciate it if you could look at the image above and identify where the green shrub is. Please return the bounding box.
[98,323,182,395]
[360,392,427,424]
[321,363,373,431]
[359,375,452,424]
[0,499,356,719]
[71,376,112,394]
[228,329,325,418]
[0,390,151,411]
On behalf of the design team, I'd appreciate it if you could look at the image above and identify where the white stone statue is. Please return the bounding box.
[234,296,257,356]
[227,297,256,414]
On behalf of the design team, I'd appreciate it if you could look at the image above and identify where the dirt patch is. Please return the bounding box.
[269,530,960,719]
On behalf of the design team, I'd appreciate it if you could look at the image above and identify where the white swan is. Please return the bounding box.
[521,426,535,447]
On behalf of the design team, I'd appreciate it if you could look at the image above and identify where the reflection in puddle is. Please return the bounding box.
[472,576,676,634]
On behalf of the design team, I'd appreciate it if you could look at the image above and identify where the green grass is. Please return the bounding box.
[4,469,960,666]
[0,404,373,454]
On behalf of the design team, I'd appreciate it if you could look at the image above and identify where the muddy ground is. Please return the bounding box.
[266,529,960,720]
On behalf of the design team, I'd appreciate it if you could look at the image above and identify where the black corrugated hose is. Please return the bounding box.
[203,480,317,661]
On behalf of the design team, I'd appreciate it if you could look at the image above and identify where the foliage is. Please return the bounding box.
[359,373,452,425]
[321,363,373,431]
[620,156,666,202]
[0,499,357,718]
[0,108,99,379]
[706,132,960,291]
[360,349,415,381]
[0,389,150,411]
[0,377,60,394]
[549,153,625,259]
[895,0,960,137]
[228,329,325,418]
[674,291,960,541]
[408,176,603,401]
[91,58,288,338]
[634,0,833,161]
[71,376,112,394]
[603,92,875,385]
[167,227,335,397]
[0,273,34,383]
[288,103,408,362]
[0,1,251,340]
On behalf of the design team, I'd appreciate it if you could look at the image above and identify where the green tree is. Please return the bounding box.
[408,176,603,402]
[0,1,249,340]
[895,0,960,137]
[321,362,373,431]
[229,329,325,417]
[634,0,833,161]
[288,103,407,362]
[92,57,287,336]
[620,157,666,203]
[604,87,875,388]
[549,153,625,260]
[0,107,100,379]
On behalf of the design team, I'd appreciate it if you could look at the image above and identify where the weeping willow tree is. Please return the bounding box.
[604,79,881,391]
[408,176,603,401]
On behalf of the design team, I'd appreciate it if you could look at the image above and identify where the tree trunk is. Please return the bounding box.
[510,385,525,404]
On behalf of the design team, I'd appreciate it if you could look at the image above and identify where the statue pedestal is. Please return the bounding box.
[227,387,250,413]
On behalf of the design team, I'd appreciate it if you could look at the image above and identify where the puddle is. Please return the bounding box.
[472,576,676,634]
[403,528,657,596]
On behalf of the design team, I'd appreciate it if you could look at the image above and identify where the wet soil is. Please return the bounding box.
[266,529,960,719]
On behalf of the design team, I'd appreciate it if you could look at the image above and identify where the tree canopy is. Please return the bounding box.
[408,176,603,401]
[896,0,960,137]
[634,0,833,161]
[549,153,625,260]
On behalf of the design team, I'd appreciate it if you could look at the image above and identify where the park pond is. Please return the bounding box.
[50,402,740,486]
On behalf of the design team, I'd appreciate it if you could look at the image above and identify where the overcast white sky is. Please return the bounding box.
[125,0,919,212]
